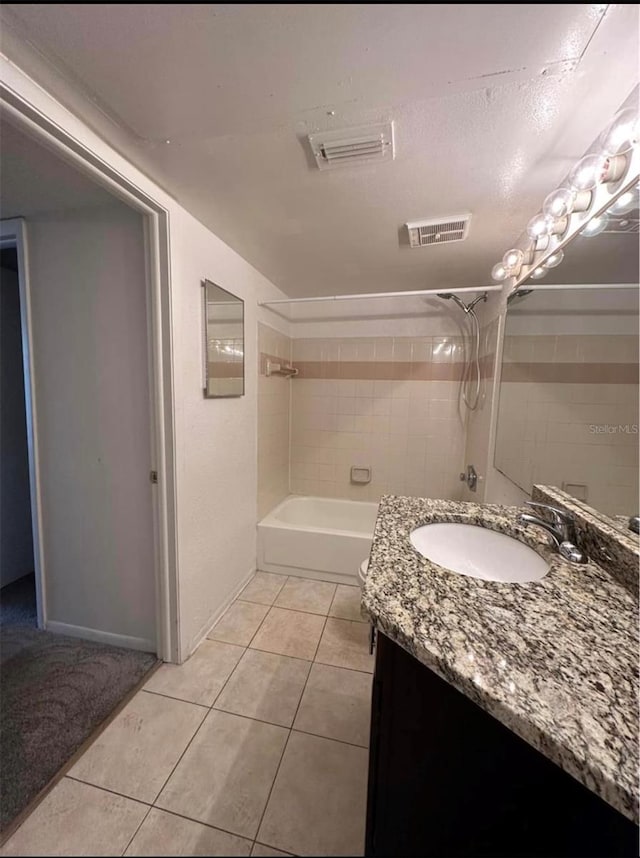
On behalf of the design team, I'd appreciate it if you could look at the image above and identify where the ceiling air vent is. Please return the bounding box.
[308,122,394,170]
[406,215,471,248]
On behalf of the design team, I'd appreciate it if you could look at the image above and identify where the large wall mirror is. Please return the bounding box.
[495,187,639,519]
[203,279,245,398]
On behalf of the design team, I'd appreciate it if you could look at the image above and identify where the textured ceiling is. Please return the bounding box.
[1,4,639,297]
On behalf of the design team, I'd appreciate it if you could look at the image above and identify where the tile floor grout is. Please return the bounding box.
[250,609,330,851]
[139,688,371,748]
[201,637,374,676]
[64,773,152,807]
[130,630,257,838]
[120,800,154,856]
[132,600,303,848]
[235,595,368,623]
[65,775,284,855]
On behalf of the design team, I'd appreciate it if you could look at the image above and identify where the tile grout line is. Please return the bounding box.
[139,803,256,846]
[142,639,250,814]
[238,595,365,622]
[140,612,274,825]
[139,681,371,748]
[120,801,154,856]
[250,614,327,852]
[64,775,259,848]
[252,841,294,857]
[222,577,331,849]
[65,773,153,807]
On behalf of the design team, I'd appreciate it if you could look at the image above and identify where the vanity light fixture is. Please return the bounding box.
[491,101,639,284]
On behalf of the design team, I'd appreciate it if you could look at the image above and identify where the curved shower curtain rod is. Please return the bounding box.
[259,285,501,306]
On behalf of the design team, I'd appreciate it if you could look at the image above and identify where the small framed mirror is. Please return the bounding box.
[202,279,244,398]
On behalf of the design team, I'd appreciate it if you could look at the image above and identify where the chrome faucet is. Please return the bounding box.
[517,502,588,564]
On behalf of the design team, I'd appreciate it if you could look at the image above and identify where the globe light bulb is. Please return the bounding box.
[569,153,627,190]
[491,263,507,281]
[600,107,640,156]
[529,267,547,280]
[568,154,610,191]
[608,189,638,216]
[581,214,609,237]
[544,249,564,269]
[542,188,576,219]
[527,213,553,239]
[502,248,524,272]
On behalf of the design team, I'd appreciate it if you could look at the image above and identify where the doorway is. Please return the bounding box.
[0,245,36,628]
[0,86,183,663]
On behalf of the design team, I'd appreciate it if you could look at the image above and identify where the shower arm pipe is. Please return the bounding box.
[259,285,502,306]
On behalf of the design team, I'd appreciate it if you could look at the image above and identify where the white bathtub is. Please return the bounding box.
[257,495,379,584]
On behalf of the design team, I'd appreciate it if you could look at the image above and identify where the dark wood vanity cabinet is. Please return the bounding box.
[365,633,637,858]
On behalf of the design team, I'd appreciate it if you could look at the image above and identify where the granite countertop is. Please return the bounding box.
[361,495,639,823]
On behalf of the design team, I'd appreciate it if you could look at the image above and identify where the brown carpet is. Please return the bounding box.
[0,626,157,832]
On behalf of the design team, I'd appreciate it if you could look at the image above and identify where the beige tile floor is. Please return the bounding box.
[1,574,373,858]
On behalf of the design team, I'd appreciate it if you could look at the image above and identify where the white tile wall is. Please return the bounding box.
[496,378,639,517]
[289,333,468,501]
[258,324,292,519]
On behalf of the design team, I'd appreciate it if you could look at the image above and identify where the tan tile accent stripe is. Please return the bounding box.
[207,361,243,379]
[501,362,639,384]
[480,353,495,380]
[294,360,464,381]
[294,355,496,382]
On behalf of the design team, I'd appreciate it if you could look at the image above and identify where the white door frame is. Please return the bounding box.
[0,219,46,628]
[0,84,180,663]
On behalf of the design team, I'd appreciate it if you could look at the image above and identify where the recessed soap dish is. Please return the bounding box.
[351,466,372,485]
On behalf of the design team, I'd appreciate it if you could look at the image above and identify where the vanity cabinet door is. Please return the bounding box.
[365,633,637,857]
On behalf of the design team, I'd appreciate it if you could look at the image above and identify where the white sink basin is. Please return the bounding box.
[410,522,549,583]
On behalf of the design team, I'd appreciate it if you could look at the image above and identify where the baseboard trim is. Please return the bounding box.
[257,561,358,586]
[186,567,256,661]
[45,621,155,653]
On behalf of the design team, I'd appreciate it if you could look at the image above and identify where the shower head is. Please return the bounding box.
[437,292,468,312]
[438,292,488,313]
[507,288,534,306]
[467,292,488,312]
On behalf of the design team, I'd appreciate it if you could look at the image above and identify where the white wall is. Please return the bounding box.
[28,204,156,646]
[258,323,292,520]
[169,209,286,654]
[0,265,34,587]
